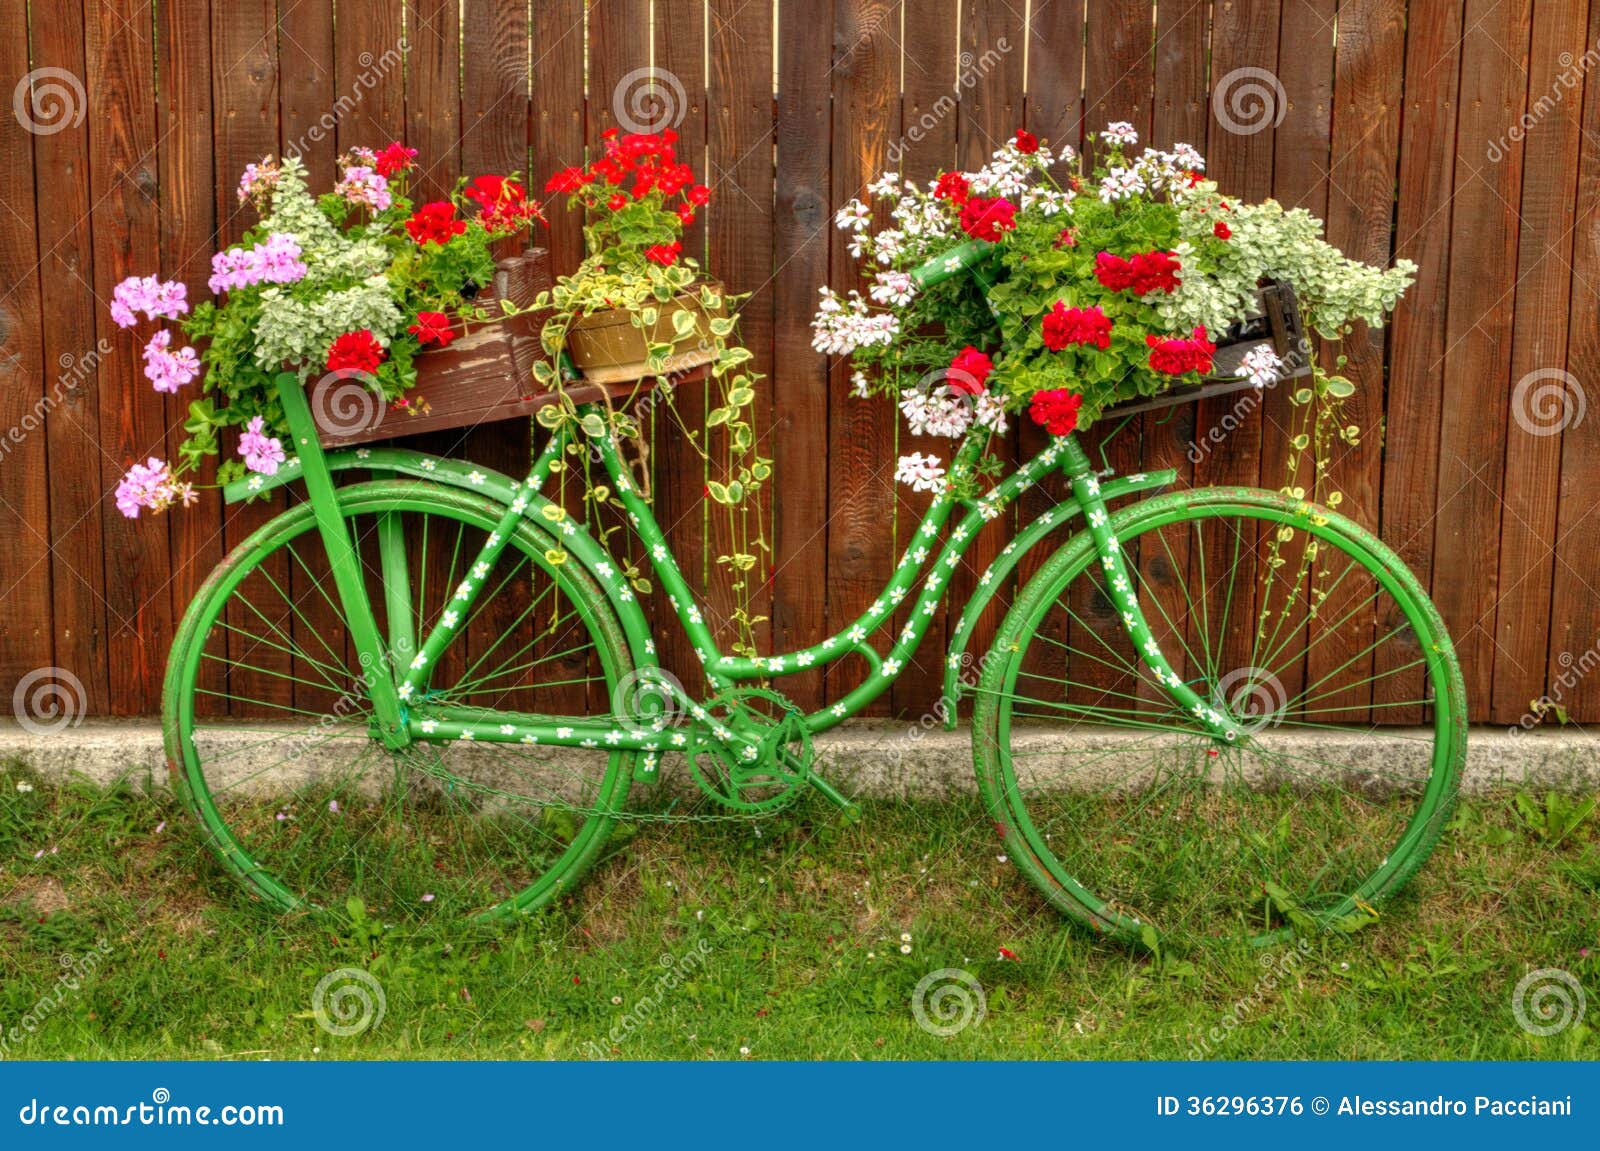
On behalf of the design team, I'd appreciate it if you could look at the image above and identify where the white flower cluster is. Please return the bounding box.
[1098,140,1207,204]
[969,137,1057,198]
[894,452,946,493]
[810,286,899,355]
[1240,344,1283,388]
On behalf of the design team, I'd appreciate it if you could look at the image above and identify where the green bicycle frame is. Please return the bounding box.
[251,371,1244,765]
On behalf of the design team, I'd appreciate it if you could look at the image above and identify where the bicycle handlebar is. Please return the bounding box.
[908,239,1001,290]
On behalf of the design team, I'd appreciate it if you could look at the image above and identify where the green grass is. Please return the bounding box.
[1,763,1596,1061]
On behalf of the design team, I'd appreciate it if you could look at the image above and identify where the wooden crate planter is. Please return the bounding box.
[1102,280,1312,418]
[315,247,673,449]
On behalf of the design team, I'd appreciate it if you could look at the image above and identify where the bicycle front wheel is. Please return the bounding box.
[163,480,636,921]
[971,487,1465,948]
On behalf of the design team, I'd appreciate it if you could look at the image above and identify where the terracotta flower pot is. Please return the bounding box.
[564,281,726,385]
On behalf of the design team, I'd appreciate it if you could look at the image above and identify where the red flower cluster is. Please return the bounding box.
[545,129,709,206]
[326,329,386,374]
[1013,128,1039,154]
[408,311,455,347]
[1094,249,1182,296]
[1213,220,1232,240]
[1146,327,1216,376]
[465,175,543,234]
[1029,389,1083,436]
[645,241,683,267]
[959,196,1018,243]
[375,142,418,178]
[1041,302,1113,352]
[933,171,971,206]
[948,346,993,393]
[406,201,466,246]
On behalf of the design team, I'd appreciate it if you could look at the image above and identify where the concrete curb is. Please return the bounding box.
[1,718,1596,798]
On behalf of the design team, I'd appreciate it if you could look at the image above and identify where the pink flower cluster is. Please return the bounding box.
[238,415,286,475]
[114,457,194,519]
[237,157,281,206]
[110,276,189,329]
[208,233,307,295]
[142,330,201,393]
[335,165,392,212]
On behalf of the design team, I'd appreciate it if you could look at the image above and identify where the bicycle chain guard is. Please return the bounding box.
[683,687,814,814]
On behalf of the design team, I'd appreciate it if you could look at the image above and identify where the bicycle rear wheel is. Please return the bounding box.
[971,487,1465,948]
[163,480,635,921]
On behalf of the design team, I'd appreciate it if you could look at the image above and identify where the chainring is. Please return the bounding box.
[683,687,814,814]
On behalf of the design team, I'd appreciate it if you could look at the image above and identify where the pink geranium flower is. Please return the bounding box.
[237,415,286,476]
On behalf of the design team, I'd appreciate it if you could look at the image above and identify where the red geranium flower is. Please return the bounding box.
[933,171,971,206]
[1013,128,1039,154]
[375,142,418,178]
[1029,389,1083,436]
[608,192,629,211]
[544,166,591,194]
[1095,250,1181,296]
[1213,220,1232,240]
[405,201,466,246]
[948,346,993,393]
[686,183,712,206]
[408,311,455,348]
[465,175,543,233]
[675,203,696,226]
[1146,327,1216,376]
[1094,251,1135,292]
[959,195,1017,243]
[326,329,386,374]
[644,241,682,267]
[1042,301,1113,352]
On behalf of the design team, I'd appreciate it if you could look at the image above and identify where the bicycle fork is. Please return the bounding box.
[1055,435,1244,744]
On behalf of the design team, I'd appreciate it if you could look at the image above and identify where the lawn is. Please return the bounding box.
[1,762,1596,1061]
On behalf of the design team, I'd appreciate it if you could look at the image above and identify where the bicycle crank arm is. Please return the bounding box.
[802,766,861,822]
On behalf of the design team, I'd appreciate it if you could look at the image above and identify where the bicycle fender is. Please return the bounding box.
[222,447,661,679]
[939,468,1176,728]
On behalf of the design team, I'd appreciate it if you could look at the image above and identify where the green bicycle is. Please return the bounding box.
[163,252,1465,949]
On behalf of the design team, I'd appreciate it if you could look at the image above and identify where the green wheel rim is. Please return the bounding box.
[972,487,1465,949]
[162,480,636,921]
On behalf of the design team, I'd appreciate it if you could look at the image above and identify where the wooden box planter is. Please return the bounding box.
[315,247,669,449]
[564,282,726,385]
[1102,279,1313,418]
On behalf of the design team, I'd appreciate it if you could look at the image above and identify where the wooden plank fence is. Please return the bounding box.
[0,0,1596,726]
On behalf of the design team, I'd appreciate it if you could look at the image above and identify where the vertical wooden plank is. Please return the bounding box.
[771,0,833,711]
[333,0,408,152]
[532,0,588,274]
[1075,1,1154,711]
[86,0,172,715]
[1432,0,1532,718]
[1307,0,1404,721]
[890,0,957,716]
[0,2,55,704]
[708,0,777,671]
[158,0,224,716]
[1490,0,1587,723]
[655,0,713,698]
[826,0,900,713]
[407,0,463,202]
[1375,0,1465,722]
[24,4,110,713]
[1545,0,1600,721]
[212,2,287,718]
